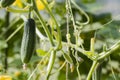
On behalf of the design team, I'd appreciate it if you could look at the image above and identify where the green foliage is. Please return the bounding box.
[0,0,120,80]
[36,49,48,57]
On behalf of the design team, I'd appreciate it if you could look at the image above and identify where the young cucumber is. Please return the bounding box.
[21,18,36,64]
[0,0,15,8]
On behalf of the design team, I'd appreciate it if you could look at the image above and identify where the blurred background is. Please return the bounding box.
[0,0,120,80]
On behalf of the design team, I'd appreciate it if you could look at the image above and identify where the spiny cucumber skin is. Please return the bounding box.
[1,0,15,7]
[21,18,36,64]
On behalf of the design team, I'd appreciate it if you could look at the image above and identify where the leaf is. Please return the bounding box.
[30,55,41,63]
[84,51,94,57]
[36,49,47,57]
[0,40,8,50]
[84,51,98,60]
[62,51,73,64]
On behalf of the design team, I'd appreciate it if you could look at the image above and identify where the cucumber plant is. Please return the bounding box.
[0,0,120,80]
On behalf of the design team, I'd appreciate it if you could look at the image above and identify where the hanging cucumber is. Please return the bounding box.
[0,0,15,8]
[21,18,36,66]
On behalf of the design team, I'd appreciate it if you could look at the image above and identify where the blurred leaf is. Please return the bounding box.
[9,58,22,67]
[36,49,48,57]
[30,55,41,63]
[0,40,8,50]
[81,0,96,3]
[13,71,28,80]
[106,73,120,80]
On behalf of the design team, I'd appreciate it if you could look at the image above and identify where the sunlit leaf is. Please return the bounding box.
[36,49,47,57]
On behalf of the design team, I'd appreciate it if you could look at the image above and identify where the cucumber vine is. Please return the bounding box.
[0,0,120,80]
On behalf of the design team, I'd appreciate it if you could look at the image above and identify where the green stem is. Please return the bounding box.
[109,57,117,80]
[27,49,51,80]
[46,50,56,80]
[66,0,77,32]
[66,63,70,80]
[4,11,10,73]
[5,23,24,42]
[70,0,90,25]
[98,40,120,60]
[6,7,29,13]
[92,63,102,80]
[1,18,22,36]
[70,44,85,55]
[41,0,62,50]
[28,7,32,18]
[76,63,81,80]
[51,61,66,75]
[32,0,54,46]
[86,61,98,80]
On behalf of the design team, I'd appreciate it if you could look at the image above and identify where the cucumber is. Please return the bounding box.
[1,0,15,8]
[21,18,36,64]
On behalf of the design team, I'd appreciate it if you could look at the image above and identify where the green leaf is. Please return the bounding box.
[30,55,41,63]
[84,51,99,60]
[0,40,8,50]
[36,49,47,57]
[85,51,94,57]
[62,51,73,64]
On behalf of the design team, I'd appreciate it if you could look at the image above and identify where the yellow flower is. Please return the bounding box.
[0,75,12,80]
[13,0,47,10]
[13,0,23,8]
[36,0,47,10]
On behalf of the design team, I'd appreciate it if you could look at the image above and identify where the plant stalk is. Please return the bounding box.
[46,50,56,80]
[4,11,10,73]
[98,40,120,60]
[32,0,55,46]
[40,0,62,50]
[92,63,102,80]
[86,61,98,80]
